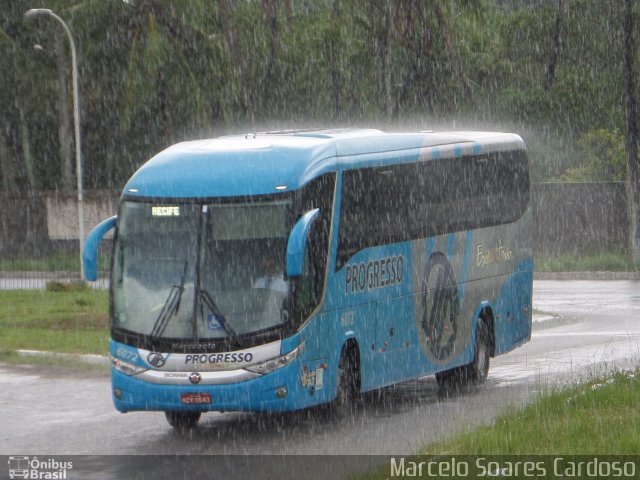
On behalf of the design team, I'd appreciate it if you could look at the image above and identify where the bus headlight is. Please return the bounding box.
[245,342,303,375]
[110,355,148,376]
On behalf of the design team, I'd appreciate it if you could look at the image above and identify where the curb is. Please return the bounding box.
[16,349,109,366]
[534,272,640,281]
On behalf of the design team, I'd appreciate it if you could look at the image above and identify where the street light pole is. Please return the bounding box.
[25,8,85,280]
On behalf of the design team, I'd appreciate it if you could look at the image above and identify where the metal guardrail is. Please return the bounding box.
[0,271,109,290]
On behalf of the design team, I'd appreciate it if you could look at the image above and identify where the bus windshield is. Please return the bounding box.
[112,199,293,343]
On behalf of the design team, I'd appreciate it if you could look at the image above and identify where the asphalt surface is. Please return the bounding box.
[1,279,639,479]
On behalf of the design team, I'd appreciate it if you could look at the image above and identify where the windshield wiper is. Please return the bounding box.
[198,288,238,343]
[150,261,188,340]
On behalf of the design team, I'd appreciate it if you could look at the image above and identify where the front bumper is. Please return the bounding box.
[111,360,321,413]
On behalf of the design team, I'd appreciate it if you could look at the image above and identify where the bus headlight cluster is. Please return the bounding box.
[110,355,148,376]
[245,343,303,375]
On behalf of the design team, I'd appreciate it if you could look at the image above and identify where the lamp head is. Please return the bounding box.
[24,8,53,19]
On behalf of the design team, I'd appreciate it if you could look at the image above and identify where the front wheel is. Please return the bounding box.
[329,347,359,418]
[165,411,201,430]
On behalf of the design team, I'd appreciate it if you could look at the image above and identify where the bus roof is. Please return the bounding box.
[123,129,525,199]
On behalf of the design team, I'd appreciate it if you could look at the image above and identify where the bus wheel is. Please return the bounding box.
[436,318,490,393]
[164,411,201,430]
[332,347,358,418]
[466,318,491,384]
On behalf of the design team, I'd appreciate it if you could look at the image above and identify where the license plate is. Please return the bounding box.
[181,393,212,405]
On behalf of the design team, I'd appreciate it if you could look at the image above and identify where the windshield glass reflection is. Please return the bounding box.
[197,201,291,338]
[112,200,292,342]
[112,202,199,338]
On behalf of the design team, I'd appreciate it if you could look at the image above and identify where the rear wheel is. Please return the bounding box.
[466,318,490,383]
[164,411,201,430]
[436,318,491,392]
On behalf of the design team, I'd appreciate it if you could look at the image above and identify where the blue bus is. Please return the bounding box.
[84,129,532,429]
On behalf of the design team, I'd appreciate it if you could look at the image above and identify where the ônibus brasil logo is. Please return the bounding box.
[8,456,73,479]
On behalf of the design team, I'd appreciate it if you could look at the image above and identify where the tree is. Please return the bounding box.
[1,6,40,191]
[53,29,74,191]
[554,129,626,182]
[0,0,636,199]
[79,0,231,185]
[545,0,565,91]
[261,0,281,110]
[220,0,248,115]
[622,0,639,263]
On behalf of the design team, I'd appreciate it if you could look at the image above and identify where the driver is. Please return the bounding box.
[253,256,288,293]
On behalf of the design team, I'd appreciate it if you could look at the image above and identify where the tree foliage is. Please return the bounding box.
[0,0,638,192]
[554,129,627,182]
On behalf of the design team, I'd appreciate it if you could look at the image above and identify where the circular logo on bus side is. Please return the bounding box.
[420,253,460,361]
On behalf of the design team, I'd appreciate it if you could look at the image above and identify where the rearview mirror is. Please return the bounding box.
[83,215,117,281]
[286,208,320,278]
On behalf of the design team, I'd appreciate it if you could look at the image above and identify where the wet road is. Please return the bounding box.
[1,280,639,478]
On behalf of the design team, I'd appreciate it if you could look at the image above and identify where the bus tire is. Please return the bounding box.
[331,345,359,418]
[466,317,491,384]
[435,318,491,392]
[164,411,201,430]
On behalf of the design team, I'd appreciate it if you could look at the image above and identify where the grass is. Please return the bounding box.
[535,251,640,272]
[0,253,81,272]
[0,251,111,272]
[423,371,640,455]
[361,371,640,479]
[0,287,109,355]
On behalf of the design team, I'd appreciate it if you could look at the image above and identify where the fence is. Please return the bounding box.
[0,183,630,289]
[532,182,628,256]
[0,190,117,289]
